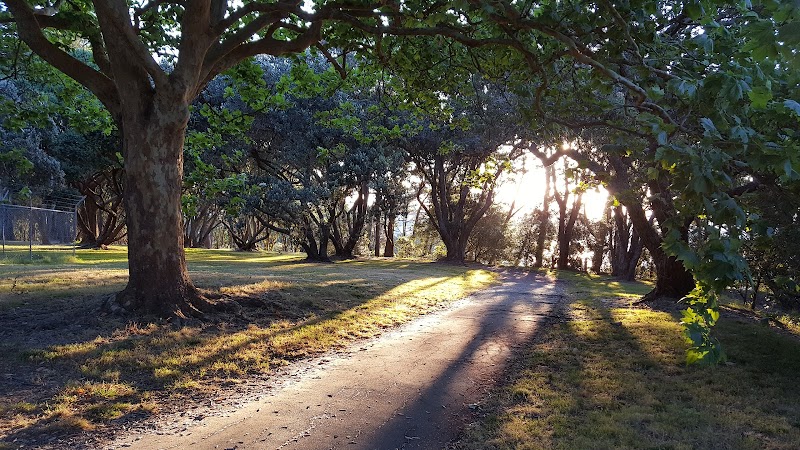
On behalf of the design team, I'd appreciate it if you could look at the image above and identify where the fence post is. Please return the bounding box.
[29,197,33,261]
[1,205,5,257]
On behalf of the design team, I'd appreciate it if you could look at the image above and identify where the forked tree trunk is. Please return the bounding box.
[441,232,469,262]
[335,181,369,259]
[383,215,395,257]
[599,154,695,301]
[112,97,208,319]
[610,206,643,281]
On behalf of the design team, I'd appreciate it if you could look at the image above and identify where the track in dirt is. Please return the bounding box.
[103,271,564,450]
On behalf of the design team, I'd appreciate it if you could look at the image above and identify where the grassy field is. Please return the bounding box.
[0,245,496,443]
[455,272,800,450]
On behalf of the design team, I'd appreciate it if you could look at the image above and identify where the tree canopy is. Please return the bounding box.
[1,0,798,362]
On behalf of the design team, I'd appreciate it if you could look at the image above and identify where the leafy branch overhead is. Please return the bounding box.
[1,1,797,363]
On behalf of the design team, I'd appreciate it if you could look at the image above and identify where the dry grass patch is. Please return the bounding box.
[456,278,800,450]
[0,249,496,444]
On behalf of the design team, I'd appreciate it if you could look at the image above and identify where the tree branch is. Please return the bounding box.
[4,0,120,114]
[93,0,168,89]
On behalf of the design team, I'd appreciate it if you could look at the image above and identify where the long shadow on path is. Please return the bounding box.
[356,271,565,450]
[102,271,566,450]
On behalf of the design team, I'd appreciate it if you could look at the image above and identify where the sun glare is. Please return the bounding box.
[495,153,609,222]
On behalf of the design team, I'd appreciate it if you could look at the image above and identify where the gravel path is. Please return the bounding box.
[105,271,564,450]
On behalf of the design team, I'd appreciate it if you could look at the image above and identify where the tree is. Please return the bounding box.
[4,0,798,361]
[47,130,127,248]
[608,205,643,281]
[1,0,420,318]
[738,182,800,310]
[403,83,521,262]
[550,158,586,270]
[466,202,513,265]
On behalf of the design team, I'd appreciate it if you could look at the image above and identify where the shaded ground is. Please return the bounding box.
[0,249,494,448]
[93,271,564,450]
[453,273,800,450]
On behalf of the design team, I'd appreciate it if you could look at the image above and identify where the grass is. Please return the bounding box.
[456,271,800,450]
[0,245,497,442]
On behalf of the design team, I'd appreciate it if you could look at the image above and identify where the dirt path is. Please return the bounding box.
[105,271,563,450]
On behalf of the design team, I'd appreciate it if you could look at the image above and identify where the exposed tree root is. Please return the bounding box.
[101,286,243,325]
[633,288,681,305]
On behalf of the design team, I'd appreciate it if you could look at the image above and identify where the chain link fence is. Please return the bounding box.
[1,197,82,260]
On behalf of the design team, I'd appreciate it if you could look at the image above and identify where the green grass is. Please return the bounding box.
[456,275,800,450]
[0,246,497,440]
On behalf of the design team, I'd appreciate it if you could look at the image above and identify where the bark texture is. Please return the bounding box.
[113,94,209,318]
[609,206,643,281]
[5,0,331,318]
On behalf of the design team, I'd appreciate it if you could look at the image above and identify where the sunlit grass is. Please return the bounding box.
[0,248,497,440]
[545,269,653,300]
[719,297,800,336]
[457,276,800,450]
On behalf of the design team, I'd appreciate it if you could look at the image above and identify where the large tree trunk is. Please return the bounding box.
[597,153,694,300]
[112,97,208,319]
[649,253,696,299]
[623,199,695,300]
[442,233,469,262]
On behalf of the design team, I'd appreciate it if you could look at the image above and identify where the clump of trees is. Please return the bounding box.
[2,0,798,363]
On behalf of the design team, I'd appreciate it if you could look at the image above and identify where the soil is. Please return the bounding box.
[1,271,565,450]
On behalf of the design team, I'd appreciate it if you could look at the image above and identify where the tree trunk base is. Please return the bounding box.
[102,287,242,324]
[304,255,334,263]
[78,242,110,250]
[636,286,689,305]
[437,256,467,265]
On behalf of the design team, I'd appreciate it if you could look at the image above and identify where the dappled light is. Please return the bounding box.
[459,295,800,449]
[1,0,798,446]
[0,250,495,441]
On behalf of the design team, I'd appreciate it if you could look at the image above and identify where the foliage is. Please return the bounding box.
[737,184,800,309]
[1,0,798,361]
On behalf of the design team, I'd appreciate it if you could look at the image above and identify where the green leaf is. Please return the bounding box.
[784,99,800,117]
[685,1,705,20]
[778,22,800,45]
[747,86,773,108]
[699,117,720,138]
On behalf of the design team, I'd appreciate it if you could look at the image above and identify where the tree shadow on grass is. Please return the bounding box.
[456,295,800,450]
[0,261,476,447]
